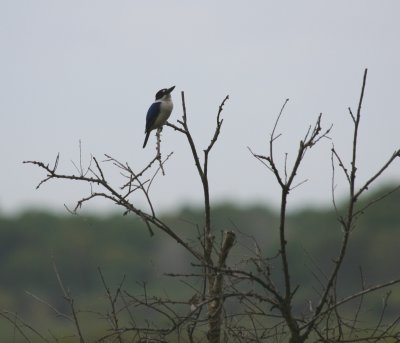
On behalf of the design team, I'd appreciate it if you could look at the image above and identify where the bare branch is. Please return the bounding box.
[353,149,400,202]
[52,259,86,343]
[0,309,52,343]
[300,278,400,331]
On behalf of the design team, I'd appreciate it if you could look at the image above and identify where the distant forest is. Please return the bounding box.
[0,183,399,340]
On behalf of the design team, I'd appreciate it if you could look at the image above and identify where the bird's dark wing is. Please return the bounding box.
[145,102,161,132]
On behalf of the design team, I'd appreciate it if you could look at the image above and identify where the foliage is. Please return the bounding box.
[0,184,399,341]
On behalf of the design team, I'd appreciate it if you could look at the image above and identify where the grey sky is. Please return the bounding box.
[1,1,399,214]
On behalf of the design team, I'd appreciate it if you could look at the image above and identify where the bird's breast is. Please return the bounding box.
[153,100,173,129]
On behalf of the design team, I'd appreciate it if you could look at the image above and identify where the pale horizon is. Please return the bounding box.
[1,1,400,215]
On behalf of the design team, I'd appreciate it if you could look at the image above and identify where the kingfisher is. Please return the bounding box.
[143,86,175,148]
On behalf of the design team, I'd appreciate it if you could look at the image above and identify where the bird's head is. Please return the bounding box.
[155,86,175,101]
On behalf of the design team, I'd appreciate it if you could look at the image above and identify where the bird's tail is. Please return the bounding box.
[143,131,150,148]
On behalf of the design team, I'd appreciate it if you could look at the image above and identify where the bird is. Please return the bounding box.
[143,86,175,148]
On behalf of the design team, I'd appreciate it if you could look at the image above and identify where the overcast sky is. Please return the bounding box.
[1,1,399,214]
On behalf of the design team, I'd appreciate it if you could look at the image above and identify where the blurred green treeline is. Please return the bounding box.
[0,184,399,341]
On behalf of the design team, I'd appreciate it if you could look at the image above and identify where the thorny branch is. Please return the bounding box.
[24,150,201,258]
[249,100,332,342]
[18,75,400,343]
[245,69,400,343]
[53,259,85,343]
[22,91,237,343]
[167,92,230,343]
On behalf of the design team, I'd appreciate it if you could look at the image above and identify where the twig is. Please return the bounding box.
[52,259,85,343]
[155,128,165,176]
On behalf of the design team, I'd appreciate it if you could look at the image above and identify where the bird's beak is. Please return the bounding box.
[167,86,175,94]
